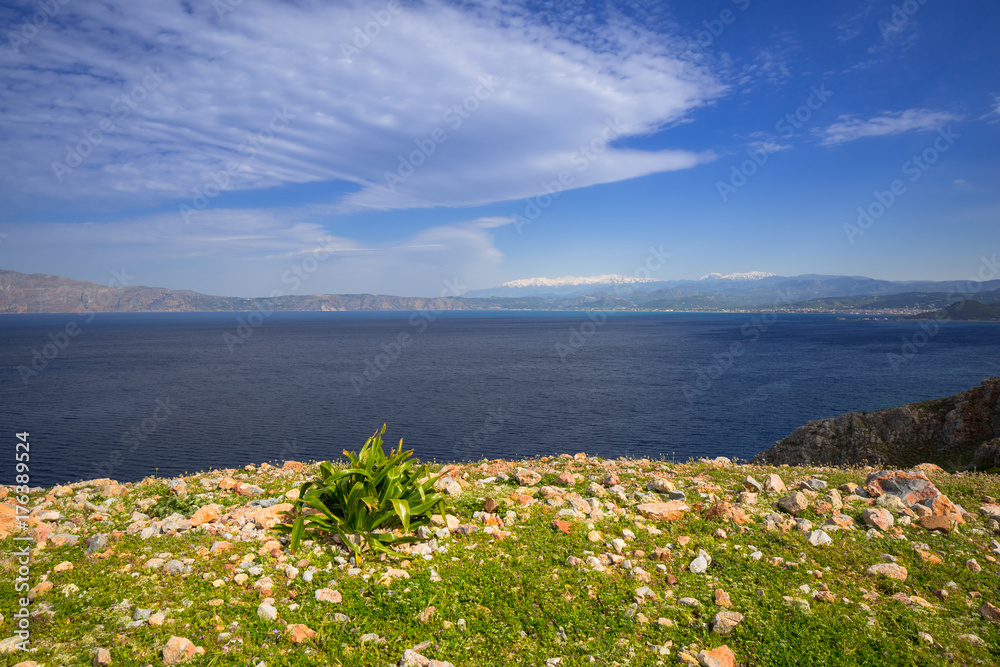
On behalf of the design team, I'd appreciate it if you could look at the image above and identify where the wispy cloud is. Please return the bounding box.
[0,208,513,297]
[834,1,878,43]
[0,0,725,212]
[815,109,960,146]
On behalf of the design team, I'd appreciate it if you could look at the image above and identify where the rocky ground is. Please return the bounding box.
[2,455,1000,666]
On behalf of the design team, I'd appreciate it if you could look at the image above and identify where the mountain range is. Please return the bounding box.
[2,268,999,316]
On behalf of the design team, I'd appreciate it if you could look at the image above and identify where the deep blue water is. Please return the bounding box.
[1,311,999,487]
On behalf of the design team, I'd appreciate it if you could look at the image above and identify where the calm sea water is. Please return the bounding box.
[2,311,999,487]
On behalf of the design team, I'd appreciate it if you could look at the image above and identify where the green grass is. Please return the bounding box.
[2,458,1000,666]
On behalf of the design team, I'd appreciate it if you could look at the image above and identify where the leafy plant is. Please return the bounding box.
[274,424,447,563]
[146,494,200,519]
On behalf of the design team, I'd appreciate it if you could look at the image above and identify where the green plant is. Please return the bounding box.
[274,424,447,563]
[146,494,201,519]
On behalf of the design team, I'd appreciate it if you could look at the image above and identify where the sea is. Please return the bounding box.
[2,311,999,488]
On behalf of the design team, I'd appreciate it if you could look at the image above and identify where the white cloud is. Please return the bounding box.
[0,0,724,211]
[815,109,960,146]
[0,208,512,297]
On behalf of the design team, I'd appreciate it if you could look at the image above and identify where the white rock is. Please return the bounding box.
[807,530,832,546]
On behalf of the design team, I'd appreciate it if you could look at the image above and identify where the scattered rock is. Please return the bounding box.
[257,602,278,622]
[703,502,748,525]
[800,478,828,492]
[647,478,674,493]
[637,500,690,522]
[689,550,712,574]
[807,530,832,546]
[712,611,743,635]
[162,636,198,665]
[315,588,342,603]
[652,547,671,562]
[436,477,462,496]
[190,504,221,526]
[555,472,575,486]
[958,633,986,647]
[861,508,894,531]
[285,623,317,643]
[93,648,112,666]
[696,644,736,667]
[163,560,188,576]
[764,474,786,494]
[551,520,573,534]
[777,492,809,516]
[28,581,53,599]
[0,636,26,654]
[86,533,109,554]
[714,588,732,608]
[865,471,938,506]
[867,563,908,582]
[514,468,542,486]
[919,515,952,532]
[979,602,1000,623]
[400,648,430,666]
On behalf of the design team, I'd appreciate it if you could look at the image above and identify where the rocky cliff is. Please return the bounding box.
[753,378,1000,468]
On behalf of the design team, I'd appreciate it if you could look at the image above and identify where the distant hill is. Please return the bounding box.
[787,289,1000,312]
[466,272,1000,306]
[0,270,476,314]
[907,300,1000,322]
[3,268,1000,315]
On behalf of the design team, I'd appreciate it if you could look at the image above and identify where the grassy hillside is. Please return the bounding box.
[3,455,1000,666]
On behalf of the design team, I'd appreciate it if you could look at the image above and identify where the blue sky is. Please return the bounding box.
[0,0,997,297]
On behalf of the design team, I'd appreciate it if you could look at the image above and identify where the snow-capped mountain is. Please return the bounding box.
[699,271,778,281]
[500,274,656,288]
